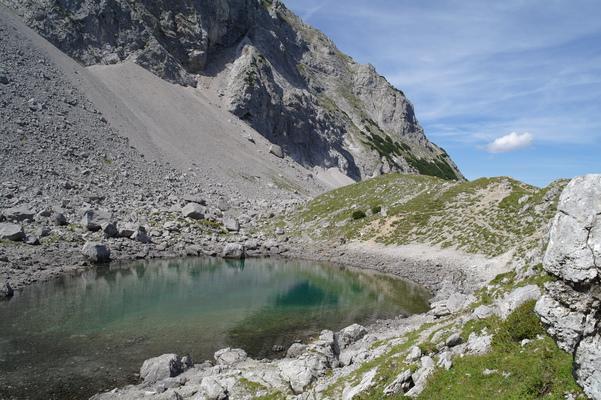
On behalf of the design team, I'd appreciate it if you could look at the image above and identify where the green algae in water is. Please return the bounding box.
[0,257,430,399]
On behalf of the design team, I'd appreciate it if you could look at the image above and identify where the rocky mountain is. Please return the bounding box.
[2,0,462,182]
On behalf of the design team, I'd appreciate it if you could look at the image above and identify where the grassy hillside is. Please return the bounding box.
[280,174,567,257]
[321,270,583,399]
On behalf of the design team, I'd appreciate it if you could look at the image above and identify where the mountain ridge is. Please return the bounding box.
[2,0,463,182]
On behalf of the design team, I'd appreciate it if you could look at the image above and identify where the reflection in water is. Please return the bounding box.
[0,257,430,400]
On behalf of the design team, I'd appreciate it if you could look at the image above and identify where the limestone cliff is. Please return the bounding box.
[535,174,601,399]
[2,0,463,182]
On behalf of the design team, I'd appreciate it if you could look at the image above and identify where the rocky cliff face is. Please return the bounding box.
[2,0,462,182]
[535,174,601,399]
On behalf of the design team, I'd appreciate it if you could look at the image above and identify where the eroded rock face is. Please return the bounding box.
[2,0,462,182]
[536,174,601,399]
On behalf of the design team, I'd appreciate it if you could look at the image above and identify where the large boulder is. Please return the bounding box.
[269,144,284,158]
[2,206,35,222]
[81,209,112,232]
[0,280,14,299]
[337,324,367,350]
[535,175,601,399]
[575,334,601,400]
[140,354,184,384]
[214,348,247,365]
[181,203,205,220]
[81,242,111,263]
[223,216,240,232]
[0,223,25,241]
[543,174,601,284]
[497,285,541,319]
[222,243,245,259]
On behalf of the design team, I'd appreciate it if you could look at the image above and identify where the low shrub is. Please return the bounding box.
[371,205,382,214]
[352,210,367,220]
[493,299,545,350]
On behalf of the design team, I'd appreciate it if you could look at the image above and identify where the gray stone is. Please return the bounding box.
[52,212,67,226]
[437,351,453,370]
[199,377,227,400]
[466,332,492,355]
[25,234,40,245]
[118,223,137,238]
[131,227,152,244]
[214,347,247,365]
[535,294,586,352]
[278,355,327,394]
[140,354,184,384]
[383,369,413,395]
[337,323,368,350]
[222,243,245,259]
[269,144,284,158]
[223,216,240,232]
[182,195,206,206]
[101,222,119,238]
[575,334,601,400]
[181,203,205,220]
[0,280,14,298]
[3,206,35,222]
[406,345,422,362]
[472,304,496,319]
[543,174,601,284]
[286,343,308,358]
[0,223,25,241]
[446,292,468,313]
[445,332,463,347]
[81,242,111,263]
[81,209,112,232]
[498,285,541,319]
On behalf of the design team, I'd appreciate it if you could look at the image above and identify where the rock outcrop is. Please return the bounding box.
[2,0,462,182]
[535,174,601,399]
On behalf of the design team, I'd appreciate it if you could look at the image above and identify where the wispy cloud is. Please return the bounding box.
[486,132,533,153]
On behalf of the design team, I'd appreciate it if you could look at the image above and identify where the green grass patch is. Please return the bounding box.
[418,301,581,400]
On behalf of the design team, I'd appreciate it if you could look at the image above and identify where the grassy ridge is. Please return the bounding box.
[283,174,567,256]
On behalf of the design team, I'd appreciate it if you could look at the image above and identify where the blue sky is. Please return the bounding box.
[286,0,601,187]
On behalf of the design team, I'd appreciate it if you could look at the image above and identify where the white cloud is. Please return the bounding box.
[486,132,533,153]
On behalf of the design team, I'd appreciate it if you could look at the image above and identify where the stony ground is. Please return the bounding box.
[0,5,301,293]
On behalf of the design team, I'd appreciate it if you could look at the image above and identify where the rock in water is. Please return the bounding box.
[222,243,245,259]
[140,354,184,384]
[0,223,25,241]
[0,280,14,299]
[535,174,601,399]
[81,242,111,263]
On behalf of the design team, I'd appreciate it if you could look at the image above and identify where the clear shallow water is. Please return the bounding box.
[0,257,430,399]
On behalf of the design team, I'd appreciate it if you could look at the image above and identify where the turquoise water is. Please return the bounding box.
[0,257,430,399]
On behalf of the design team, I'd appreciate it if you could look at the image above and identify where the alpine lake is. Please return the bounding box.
[0,257,431,399]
